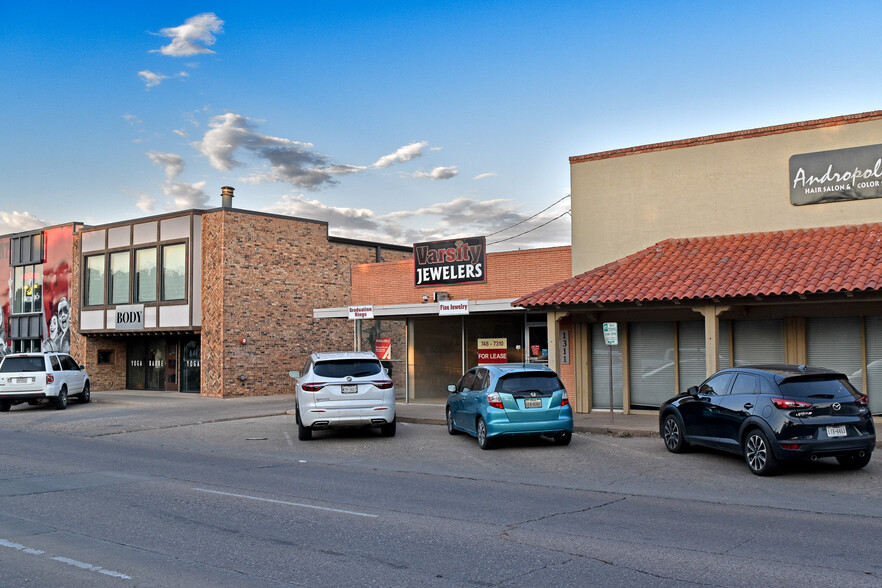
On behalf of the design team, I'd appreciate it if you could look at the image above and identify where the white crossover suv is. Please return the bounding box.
[291,351,395,440]
[0,352,91,411]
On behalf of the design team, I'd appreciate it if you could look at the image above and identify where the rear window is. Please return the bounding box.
[778,375,859,399]
[495,372,564,396]
[313,359,382,378]
[0,356,46,373]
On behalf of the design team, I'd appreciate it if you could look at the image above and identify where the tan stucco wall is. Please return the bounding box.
[571,117,882,274]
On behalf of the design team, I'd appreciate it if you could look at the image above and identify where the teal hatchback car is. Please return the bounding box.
[446,363,574,449]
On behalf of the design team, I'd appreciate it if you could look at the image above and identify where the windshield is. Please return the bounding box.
[495,372,564,396]
[0,357,46,373]
[778,376,860,400]
[313,359,382,378]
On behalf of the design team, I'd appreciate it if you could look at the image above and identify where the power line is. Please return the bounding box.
[485,194,570,237]
[487,210,571,245]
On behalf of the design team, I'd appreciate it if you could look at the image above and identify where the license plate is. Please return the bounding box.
[15,377,31,384]
[827,425,847,438]
[340,384,358,394]
[524,398,542,408]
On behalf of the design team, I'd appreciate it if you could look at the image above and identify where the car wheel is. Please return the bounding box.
[476,417,493,450]
[54,388,68,411]
[836,451,872,470]
[553,431,572,446]
[662,413,689,453]
[297,420,312,441]
[0,401,9,412]
[79,383,91,403]
[743,429,778,476]
[380,418,396,437]
[446,406,460,435]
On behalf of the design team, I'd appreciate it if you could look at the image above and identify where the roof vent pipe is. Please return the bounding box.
[221,186,235,209]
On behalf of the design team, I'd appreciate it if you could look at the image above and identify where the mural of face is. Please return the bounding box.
[48,314,58,338]
[58,298,70,332]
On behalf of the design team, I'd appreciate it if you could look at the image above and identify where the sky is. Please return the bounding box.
[4,1,882,251]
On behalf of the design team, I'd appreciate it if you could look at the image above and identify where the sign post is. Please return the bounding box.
[602,322,618,424]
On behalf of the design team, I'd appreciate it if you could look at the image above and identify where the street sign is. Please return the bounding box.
[603,322,618,346]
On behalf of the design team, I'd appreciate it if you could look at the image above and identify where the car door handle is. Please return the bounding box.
[743,403,754,409]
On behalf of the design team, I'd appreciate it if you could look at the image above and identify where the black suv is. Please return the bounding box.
[660,364,876,475]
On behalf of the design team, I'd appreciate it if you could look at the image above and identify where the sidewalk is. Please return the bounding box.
[395,402,660,437]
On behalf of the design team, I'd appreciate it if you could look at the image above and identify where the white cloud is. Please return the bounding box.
[138,70,169,87]
[144,152,209,210]
[164,181,209,209]
[0,211,45,235]
[147,151,184,180]
[135,192,157,213]
[123,113,142,125]
[173,129,188,137]
[474,172,497,180]
[413,166,459,180]
[192,112,367,189]
[151,13,224,57]
[262,194,571,251]
[373,141,428,168]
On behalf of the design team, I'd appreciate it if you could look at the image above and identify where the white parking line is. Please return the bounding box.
[0,539,132,580]
[192,488,379,518]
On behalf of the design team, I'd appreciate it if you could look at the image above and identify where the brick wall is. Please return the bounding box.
[201,210,409,398]
[352,246,572,305]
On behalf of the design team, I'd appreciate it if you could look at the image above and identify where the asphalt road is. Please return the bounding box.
[0,395,879,587]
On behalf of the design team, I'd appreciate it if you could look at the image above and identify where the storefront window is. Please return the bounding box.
[410,316,463,402]
[109,251,130,305]
[464,314,526,367]
[733,319,784,365]
[864,317,882,415]
[13,266,23,313]
[806,317,862,389]
[677,320,731,393]
[629,322,676,410]
[591,323,623,410]
[135,248,157,302]
[84,255,105,306]
[161,243,186,301]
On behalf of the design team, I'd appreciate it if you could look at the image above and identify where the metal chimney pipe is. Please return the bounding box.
[221,186,235,208]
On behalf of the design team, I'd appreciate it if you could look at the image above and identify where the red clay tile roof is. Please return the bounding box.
[513,224,882,308]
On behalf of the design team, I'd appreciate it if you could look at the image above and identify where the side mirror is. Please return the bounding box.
[288,370,300,379]
[79,364,86,371]
[447,384,456,393]
[687,385,699,396]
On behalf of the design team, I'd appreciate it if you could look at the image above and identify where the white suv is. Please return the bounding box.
[0,352,91,411]
[291,351,395,440]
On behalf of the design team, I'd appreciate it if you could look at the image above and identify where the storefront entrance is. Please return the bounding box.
[126,336,200,392]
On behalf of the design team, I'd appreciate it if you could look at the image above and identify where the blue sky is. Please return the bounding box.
[3,1,882,250]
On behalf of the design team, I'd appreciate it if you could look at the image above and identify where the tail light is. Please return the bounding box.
[856,394,869,407]
[373,380,394,390]
[561,391,570,407]
[46,373,54,384]
[771,398,812,410]
[780,443,801,450]
[487,392,504,409]
[301,383,324,392]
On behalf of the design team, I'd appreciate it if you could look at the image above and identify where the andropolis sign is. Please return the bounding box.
[790,143,882,205]
[413,236,486,287]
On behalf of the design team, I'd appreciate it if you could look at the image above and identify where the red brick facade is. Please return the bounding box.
[200,209,409,397]
[351,246,572,305]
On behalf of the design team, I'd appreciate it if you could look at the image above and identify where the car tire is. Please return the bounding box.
[446,406,460,435]
[836,451,872,470]
[295,405,301,425]
[298,420,312,441]
[79,383,91,403]
[380,419,396,437]
[743,429,778,476]
[476,417,493,450]
[54,388,68,411]
[553,431,572,446]
[0,401,9,412]
[662,413,689,453]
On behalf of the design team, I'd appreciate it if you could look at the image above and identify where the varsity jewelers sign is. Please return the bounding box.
[413,236,486,287]
[790,143,882,205]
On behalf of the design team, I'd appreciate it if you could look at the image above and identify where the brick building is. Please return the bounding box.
[71,187,410,397]
[315,243,572,402]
